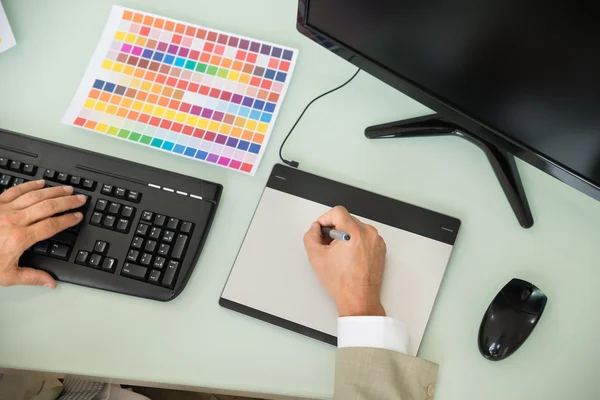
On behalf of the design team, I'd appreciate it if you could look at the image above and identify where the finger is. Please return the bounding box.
[10,185,74,210]
[317,206,359,233]
[0,179,45,204]
[0,266,57,288]
[303,221,326,252]
[23,194,86,225]
[25,212,83,247]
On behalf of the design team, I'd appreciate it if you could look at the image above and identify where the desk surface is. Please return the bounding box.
[1,1,600,399]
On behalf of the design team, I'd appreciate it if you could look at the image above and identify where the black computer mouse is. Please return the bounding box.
[478,278,547,361]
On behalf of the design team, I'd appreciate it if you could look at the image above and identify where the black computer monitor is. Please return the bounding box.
[297,0,600,228]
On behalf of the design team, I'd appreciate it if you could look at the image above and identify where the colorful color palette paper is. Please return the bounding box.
[63,6,298,175]
[0,1,17,53]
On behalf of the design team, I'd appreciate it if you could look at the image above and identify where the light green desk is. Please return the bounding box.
[1,1,600,399]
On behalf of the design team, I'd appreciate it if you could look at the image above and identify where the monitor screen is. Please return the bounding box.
[302,0,600,196]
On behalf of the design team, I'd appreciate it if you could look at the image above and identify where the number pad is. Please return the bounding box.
[122,210,195,288]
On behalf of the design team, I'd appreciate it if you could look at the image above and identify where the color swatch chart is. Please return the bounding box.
[63,6,298,175]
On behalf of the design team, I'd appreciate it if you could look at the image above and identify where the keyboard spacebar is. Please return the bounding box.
[121,262,148,281]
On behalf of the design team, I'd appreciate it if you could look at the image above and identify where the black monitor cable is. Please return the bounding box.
[279,68,361,168]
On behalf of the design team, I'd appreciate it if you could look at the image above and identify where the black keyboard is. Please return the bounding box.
[1,128,222,301]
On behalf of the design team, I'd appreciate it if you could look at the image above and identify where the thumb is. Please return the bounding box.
[10,267,57,288]
[303,222,325,252]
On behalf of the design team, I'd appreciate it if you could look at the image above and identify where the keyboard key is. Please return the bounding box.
[82,179,95,190]
[121,206,134,218]
[108,202,121,214]
[51,231,78,247]
[162,260,179,288]
[0,174,12,186]
[149,227,162,240]
[162,231,175,244]
[94,241,109,254]
[131,236,144,249]
[12,178,25,187]
[115,187,127,198]
[136,223,149,236]
[121,263,148,281]
[141,211,153,222]
[9,160,22,172]
[70,176,82,186]
[103,215,116,228]
[127,191,141,202]
[22,164,37,176]
[154,214,166,227]
[157,243,170,256]
[88,254,102,268]
[57,172,69,183]
[90,212,102,225]
[116,219,130,233]
[0,157,8,168]
[43,169,56,180]
[33,240,50,255]
[167,218,180,230]
[144,240,157,253]
[148,270,161,284]
[140,253,153,266]
[127,249,140,262]
[101,184,113,195]
[102,257,117,272]
[171,234,189,260]
[75,250,89,265]
[49,243,70,260]
[153,256,166,269]
[180,221,193,234]
[95,199,108,212]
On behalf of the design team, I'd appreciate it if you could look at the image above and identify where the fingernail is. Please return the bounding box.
[63,186,74,193]
[74,212,83,219]
[77,194,86,203]
[36,179,45,186]
[43,283,55,289]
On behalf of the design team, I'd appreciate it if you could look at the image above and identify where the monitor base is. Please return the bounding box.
[365,114,534,229]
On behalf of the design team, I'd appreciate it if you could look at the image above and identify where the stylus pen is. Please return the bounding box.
[321,227,351,242]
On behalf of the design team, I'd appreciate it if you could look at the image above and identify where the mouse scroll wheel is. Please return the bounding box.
[520,288,532,301]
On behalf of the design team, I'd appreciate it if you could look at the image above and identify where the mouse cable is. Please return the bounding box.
[279,68,361,168]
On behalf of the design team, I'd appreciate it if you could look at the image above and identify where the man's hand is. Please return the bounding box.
[303,206,387,317]
[0,180,86,288]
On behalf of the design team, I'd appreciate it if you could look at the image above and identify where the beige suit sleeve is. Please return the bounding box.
[335,347,438,400]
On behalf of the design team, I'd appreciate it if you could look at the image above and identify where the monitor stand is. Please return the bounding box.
[365,114,534,228]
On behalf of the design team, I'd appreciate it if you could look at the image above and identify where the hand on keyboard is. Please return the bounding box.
[0,180,85,288]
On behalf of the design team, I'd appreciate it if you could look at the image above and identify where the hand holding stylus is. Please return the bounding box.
[303,206,387,317]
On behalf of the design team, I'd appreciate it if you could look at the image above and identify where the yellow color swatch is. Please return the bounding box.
[219,124,232,134]
[106,105,118,114]
[239,74,250,84]
[114,31,125,41]
[112,62,124,73]
[140,81,151,91]
[94,102,107,112]
[84,99,96,109]
[257,123,268,134]
[125,33,136,44]
[257,122,269,133]
[132,101,143,111]
[135,36,147,46]
[186,115,198,126]
[101,60,114,70]
[165,109,176,120]
[208,121,220,132]
[121,98,133,108]
[245,120,257,131]
[175,112,187,123]
[154,107,165,117]
[198,118,209,129]
[95,123,109,133]
[228,71,240,81]
[130,79,142,89]
[142,104,154,114]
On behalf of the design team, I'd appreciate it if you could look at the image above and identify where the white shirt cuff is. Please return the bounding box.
[337,316,409,354]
